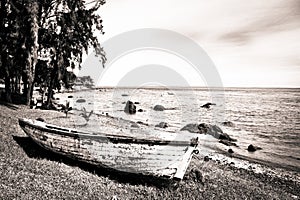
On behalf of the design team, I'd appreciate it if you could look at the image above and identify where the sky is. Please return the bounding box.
[81,0,300,88]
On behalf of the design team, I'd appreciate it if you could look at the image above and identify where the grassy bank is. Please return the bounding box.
[0,102,299,199]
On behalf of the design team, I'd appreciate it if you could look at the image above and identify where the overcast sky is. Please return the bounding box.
[81,0,300,88]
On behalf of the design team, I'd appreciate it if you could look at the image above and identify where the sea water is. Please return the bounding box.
[69,87,300,172]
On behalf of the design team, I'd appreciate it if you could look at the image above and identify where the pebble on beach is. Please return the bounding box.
[204,156,211,162]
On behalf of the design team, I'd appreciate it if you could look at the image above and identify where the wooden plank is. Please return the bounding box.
[173,146,196,180]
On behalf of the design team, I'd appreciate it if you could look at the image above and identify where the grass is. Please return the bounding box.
[0,102,299,199]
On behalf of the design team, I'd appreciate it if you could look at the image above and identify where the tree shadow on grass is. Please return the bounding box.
[0,101,19,110]
[12,135,173,188]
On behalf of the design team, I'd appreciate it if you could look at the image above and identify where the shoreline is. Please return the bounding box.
[208,141,300,174]
[0,103,299,199]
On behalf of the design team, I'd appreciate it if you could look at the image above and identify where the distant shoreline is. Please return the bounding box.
[75,86,300,91]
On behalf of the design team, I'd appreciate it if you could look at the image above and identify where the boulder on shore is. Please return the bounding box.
[124,101,136,114]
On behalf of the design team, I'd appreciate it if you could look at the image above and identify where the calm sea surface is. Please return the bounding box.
[68,87,300,172]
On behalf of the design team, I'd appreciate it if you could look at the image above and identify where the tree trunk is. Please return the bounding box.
[2,51,12,102]
[46,79,54,108]
[11,77,15,94]
[26,76,33,105]
[23,74,28,98]
[25,1,39,106]
[46,63,57,108]
[46,40,62,108]
[4,75,12,103]
[15,76,20,94]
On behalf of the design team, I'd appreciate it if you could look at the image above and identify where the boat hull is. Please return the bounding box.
[19,118,198,179]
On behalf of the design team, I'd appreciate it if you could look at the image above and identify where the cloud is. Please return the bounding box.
[218,0,300,45]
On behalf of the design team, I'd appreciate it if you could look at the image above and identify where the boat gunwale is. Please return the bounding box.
[19,118,198,147]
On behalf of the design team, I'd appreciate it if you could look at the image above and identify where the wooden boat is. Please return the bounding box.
[18,118,199,180]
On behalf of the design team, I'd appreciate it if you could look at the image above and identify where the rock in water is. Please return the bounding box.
[212,125,224,134]
[200,123,236,141]
[124,101,136,114]
[137,121,149,126]
[197,123,210,133]
[36,118,45,122]
[222,121,234,127]
[153,105,165,111]
[247,144,262,152]
[219,132,236,141]
[76,98,86,103]
[131,122,139,128]
[219,140,237,146]
[181,123,236,141]
[180,123,200,133]
[201,102,216,109]
[155,122,168,128]
[247,144,256,152]
[228,149,234,154]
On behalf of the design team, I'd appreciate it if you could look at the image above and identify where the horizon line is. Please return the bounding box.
[92,85,300,90]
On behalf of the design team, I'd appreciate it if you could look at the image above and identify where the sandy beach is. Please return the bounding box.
[0,102,299,199]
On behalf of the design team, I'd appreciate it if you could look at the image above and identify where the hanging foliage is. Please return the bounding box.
[0,0,106,105]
